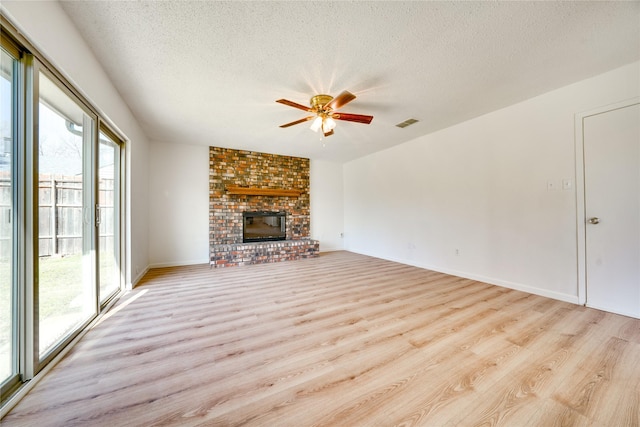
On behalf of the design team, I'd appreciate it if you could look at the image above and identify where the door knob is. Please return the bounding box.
[588,217,600,224]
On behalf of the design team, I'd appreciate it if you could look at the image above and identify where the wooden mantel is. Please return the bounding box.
[225,185,303,197]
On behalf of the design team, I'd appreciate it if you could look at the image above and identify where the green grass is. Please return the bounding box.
[1,259,14,381]
[38,254,85,319]
[0,260,12,340]
[1,253,119,377]
[1,256,84,330]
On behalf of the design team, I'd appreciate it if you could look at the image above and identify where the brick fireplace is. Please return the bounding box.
[209,146,319,267]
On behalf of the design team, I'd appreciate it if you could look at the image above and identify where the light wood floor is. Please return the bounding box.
[3,251,639,426]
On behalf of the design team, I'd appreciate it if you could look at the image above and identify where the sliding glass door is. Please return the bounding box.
[0,44,17,391]
[98,130,121,304]
[36,72,97,361]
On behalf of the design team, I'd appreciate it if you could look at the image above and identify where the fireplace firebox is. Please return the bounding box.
[243,211,286,243]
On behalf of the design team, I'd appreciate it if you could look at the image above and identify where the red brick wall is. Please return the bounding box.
[209,147,310,247]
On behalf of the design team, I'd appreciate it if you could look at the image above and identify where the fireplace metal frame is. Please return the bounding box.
[242,211,287,243]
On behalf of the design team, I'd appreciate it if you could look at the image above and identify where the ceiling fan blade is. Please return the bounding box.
[276,99,312,112]
[323,129,334,137]
[325,91,356,111]
[279,116,314,128]
[333,112,374,124]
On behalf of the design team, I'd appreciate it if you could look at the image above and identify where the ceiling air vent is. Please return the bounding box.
[395,118,419,128]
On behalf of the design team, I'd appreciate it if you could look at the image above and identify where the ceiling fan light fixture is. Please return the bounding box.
[322,117,336,133]
[310,116,323,132]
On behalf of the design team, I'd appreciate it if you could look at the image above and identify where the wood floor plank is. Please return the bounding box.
[2,251,639,426]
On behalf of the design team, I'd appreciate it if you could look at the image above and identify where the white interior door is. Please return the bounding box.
[583,102,640,318]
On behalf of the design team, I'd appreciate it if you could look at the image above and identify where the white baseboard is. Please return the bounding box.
[586,303,639,319]
[349,250,580,306]
[319,247,344,253]
[129,265,150,289]
[147,259,210,269]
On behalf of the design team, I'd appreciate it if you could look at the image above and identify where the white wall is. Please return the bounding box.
[344,62,640,303]
[145,153,345,265]
[148,141,209,267]
[310,160,345,252]
[2,1,151,287]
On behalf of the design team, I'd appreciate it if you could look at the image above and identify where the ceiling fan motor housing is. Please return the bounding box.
[310,94,333,112]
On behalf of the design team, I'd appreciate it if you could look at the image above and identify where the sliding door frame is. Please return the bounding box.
[98,123,125,308]
[29,59,100,375]
[0,30,23,399]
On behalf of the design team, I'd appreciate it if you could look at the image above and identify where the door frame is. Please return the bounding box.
[574,97,640,307]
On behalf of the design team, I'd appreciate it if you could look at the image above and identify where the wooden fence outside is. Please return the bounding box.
[0,174,114,260]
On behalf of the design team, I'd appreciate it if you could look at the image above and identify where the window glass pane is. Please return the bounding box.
[0,47,16,384]
[98,132,119,302]
[38,73,96,358]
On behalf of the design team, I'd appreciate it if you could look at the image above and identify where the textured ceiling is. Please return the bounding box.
[59,1,640,163]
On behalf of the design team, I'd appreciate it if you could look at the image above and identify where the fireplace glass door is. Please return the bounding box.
[243,211,286,242]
